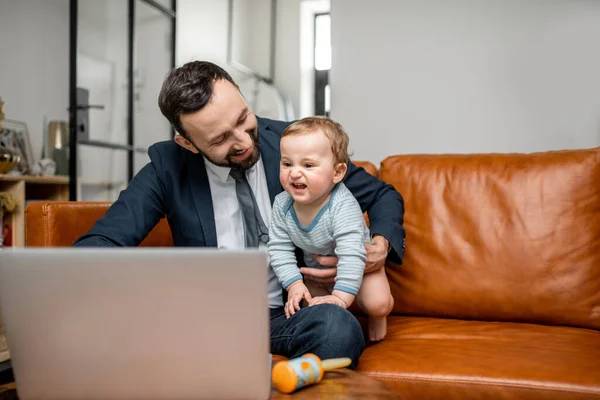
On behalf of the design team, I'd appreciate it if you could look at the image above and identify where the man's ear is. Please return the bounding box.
[174,135,200,154]
[333,162,348,184]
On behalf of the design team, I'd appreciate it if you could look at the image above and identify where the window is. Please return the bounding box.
[314,13,330,116]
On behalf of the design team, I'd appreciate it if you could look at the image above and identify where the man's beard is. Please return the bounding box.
[192,128,261,170]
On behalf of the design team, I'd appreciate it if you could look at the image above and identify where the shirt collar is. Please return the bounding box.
[203,157,232,182]
[203,155,263,182]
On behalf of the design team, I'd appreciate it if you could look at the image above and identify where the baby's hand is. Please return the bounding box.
[308,295,348,309]
[285,281,312,318]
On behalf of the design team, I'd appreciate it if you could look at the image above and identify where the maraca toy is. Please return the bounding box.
[271,353,352,394]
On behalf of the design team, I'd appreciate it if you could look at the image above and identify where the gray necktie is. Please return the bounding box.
[230,167,269,248]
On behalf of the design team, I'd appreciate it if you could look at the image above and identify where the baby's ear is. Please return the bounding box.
[333,162,348,184]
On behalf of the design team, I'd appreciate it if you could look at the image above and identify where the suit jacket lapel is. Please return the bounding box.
[186,152,218,247]
[258,120,283,205]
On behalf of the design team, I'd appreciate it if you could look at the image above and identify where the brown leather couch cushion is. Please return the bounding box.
[352,160,378,177]
[380,147,600,330]
[358,316,600,399]
[25,202,173,247]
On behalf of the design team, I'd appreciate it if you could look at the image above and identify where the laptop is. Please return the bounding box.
[0,247,271,400]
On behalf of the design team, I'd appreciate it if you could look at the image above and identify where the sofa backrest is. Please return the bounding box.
[24,161,379,248]
[26,202,173,247]
[380,147,600,330]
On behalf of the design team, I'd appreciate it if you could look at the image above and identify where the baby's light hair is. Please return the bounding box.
[281,116,350,165]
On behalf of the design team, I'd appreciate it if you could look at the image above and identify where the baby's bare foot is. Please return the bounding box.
[368,316,387,342]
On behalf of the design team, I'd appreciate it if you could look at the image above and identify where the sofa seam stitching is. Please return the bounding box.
[43,203,50,246]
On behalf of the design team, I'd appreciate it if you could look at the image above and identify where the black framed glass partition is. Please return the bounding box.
[69,0,176,201]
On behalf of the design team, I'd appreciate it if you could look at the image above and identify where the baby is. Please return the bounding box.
[268,116,394,341]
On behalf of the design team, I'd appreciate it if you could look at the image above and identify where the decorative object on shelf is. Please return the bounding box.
[0,191,18,247]
[45,120,69,175]
[0,119,35,174]
[30,159,57,176]
[1,224,10,247]
[0,147,20,174]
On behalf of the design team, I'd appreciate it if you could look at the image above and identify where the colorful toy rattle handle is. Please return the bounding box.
[271,353,352,394]
[321,357,352,371]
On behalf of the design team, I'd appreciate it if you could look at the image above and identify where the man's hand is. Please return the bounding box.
[301,235,391,284]
[308,295,348,309]
[285,281,312,318]
[364,235,389,273]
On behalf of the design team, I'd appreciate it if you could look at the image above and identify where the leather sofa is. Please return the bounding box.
[22,148,600,399]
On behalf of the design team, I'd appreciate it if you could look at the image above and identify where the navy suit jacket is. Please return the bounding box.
[74,117,405,264]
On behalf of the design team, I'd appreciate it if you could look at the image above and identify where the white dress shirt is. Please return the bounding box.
[203,156,284,308]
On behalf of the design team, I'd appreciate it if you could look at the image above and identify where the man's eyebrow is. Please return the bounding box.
[237,107,249,122]
[209,108,249,144]
[208,133,226,145]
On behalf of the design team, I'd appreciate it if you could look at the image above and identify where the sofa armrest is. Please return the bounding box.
[25,201,173,247]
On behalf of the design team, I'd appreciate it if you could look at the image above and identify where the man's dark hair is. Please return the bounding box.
[158,61,236,138]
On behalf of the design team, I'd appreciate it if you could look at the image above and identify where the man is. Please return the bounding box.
[74,61,406,368]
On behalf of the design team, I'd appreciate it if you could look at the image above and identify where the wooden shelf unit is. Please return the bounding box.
[0,174,70,247]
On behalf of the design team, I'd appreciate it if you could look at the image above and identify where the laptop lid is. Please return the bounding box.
[0,248,271,400]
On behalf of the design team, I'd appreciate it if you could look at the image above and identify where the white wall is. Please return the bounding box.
[176,0,304,120]
[176,0,255,107]
[0,0,69,164]
[331,0,600,163]
[274,0,301,119]
[176,0,230,67]
[230,0,273,80]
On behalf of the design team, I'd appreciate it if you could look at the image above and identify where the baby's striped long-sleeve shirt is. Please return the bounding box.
[268,183,370,295]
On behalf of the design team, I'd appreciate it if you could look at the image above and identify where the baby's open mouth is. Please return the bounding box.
[292,183,307,189]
